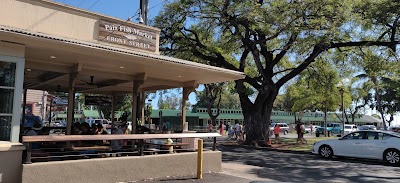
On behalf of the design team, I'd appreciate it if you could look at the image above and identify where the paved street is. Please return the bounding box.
[220,145,400,183]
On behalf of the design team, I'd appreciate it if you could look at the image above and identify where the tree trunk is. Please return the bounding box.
[374,86,387,130]
[324,103,327,137]
[237,82,277,146]
[210,116,217,126]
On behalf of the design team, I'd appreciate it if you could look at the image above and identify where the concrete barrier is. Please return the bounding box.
[22,151,221,183]
[0,142,25,183]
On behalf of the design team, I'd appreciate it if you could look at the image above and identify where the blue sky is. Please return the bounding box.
[53,0,197,109]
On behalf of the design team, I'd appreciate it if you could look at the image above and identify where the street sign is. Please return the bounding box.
[85,96,111,106]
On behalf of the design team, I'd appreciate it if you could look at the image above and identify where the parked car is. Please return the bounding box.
[87,119,110,128]
[312,130,400,165]
[344,124,358,134]
[270,123,289,135]
[305,125,321,133]
[315,123,342,137]
[358,125,377,131]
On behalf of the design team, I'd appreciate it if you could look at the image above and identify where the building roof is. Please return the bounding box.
[150,109,381,124]
[55,110,102,119]
[0,0,245,95]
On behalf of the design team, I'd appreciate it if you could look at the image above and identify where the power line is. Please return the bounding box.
[87,0,101,10]
[148,0,168,11]
[77,0,86,7]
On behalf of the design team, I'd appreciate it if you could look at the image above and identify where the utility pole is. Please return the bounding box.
[140,0,149,25]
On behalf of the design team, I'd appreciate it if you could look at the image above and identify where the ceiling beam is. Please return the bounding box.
[77,79,128,93]
[25,72,67,89]
[25,59,71,73]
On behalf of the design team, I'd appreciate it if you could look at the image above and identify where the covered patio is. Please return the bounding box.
[0,0,244,183]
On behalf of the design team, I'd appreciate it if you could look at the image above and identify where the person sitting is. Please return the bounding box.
[24,109,43,130]
[25,122,43,149]
[72,122,82,135]
[80,122,93,135]
[111,123,128,150]
[92,123,108,145]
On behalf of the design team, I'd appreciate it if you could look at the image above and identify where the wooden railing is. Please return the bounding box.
[22,133,220,164]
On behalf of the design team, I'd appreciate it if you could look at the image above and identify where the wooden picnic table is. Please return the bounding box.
[22,133,221,164]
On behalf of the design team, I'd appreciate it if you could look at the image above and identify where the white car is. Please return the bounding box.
[270,123,289,135]
[305,125,321,133]
[312,130,400,165]
[344,124,358,134]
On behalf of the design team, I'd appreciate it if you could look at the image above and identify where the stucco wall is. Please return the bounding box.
[0,0,160,54]
[22,151,221,183]
[0,142,25,183]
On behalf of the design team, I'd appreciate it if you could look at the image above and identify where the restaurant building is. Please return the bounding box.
[0,0,244,182]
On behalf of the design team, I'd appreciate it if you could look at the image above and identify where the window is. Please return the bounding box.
[342,132,367,140]
[0,61,16,141]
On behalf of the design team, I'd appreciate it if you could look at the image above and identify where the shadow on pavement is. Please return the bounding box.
[220,145,400,183]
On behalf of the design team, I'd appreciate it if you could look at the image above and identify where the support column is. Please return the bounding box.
[141,92,145,125]
[181,87,194,131]
[20,88,27,142]
[111,95,116,134]
[66,64,81,135]
[66,73,78,135]
[131,80,143,134]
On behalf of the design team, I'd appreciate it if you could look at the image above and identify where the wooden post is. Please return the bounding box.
[141,92,145,125]
[212,137,216,151]
[197,139,203,179]
[111,95,116,134]
[20,88,27,142]
[131,80,143,134]
[25,142,32,164]
[67,72,78,135]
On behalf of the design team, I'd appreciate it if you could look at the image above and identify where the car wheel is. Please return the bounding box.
[319,145,333,158]
[284,130,288,135]
[384,149,400,165]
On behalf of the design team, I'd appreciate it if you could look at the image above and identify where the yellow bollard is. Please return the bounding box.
[197,139,203,179]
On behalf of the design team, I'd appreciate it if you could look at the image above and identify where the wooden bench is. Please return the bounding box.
[22,133,221,164]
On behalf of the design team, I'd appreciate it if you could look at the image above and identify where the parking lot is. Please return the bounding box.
[220,145,400,183]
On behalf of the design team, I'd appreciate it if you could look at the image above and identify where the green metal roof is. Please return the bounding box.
[150,109,380,124]
[55,110,102,119]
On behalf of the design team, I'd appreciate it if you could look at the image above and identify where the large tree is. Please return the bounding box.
[154,0,400,145]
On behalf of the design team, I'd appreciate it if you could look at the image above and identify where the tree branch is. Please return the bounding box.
[276,45,325,88]
[273,33,298,65]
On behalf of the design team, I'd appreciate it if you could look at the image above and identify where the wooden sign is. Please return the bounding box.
[98,20,157,52]
[85,96,111,106]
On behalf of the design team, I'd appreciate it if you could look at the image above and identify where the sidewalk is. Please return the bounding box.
[127,162,282,183]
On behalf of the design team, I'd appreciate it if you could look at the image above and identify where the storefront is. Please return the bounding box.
[0,45,25,142]
[0,0,245,182]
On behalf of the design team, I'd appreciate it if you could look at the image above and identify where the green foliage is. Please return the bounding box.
[153,0,400,144]
[195,83,241,109]
[288,59,344,113]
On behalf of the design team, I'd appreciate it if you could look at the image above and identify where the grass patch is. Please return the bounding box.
[274,136,337,152]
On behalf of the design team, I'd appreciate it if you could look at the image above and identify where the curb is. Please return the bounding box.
[220,143,312,155]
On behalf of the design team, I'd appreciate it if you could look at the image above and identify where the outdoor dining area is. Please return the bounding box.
[22,125,220,164]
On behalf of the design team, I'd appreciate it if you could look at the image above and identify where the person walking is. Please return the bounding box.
[219,123,224,135]
[296,121,307,144]
[225,122,230,134]
[274,124,281,144]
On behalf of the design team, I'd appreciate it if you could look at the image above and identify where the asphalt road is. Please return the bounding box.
[219,145,400,183]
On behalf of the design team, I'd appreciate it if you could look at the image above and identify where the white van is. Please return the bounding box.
[344,124,357,134]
